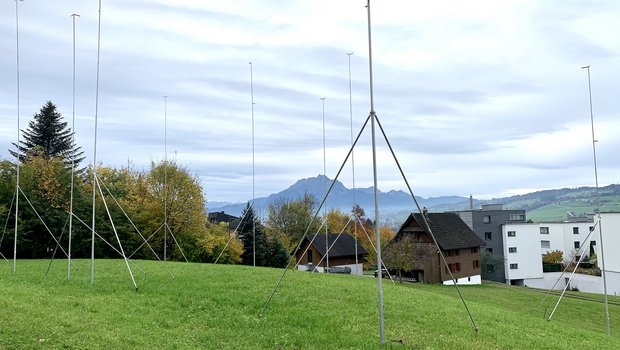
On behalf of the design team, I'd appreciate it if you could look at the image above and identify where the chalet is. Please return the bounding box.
[295,233,368,275]
[207,211,241,230]
[395,212,485,285]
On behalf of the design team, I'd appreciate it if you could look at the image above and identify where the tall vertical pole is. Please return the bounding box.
[91,0,103,286]
[68,13,80,279]
[13,0,24,273]
[582,65,610,336]
[163,95,168,261]
[250,62,256,267]
[321,97,328,272]
[346,52,358,276]
[367,0,384,344]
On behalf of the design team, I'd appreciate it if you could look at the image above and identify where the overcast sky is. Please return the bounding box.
[1,0,618,204]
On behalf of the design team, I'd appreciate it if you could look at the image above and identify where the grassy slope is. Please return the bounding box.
[1,260,618,349]
[527,198,620,222]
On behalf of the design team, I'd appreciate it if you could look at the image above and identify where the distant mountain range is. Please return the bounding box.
[207,175,466,218]
[207,175,620,224]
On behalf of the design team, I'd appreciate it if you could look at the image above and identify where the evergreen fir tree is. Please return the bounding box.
[239,203,267,266]
[10,101,84,167]
[264,237,289,268]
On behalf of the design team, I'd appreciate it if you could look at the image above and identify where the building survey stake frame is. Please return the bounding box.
[260,2,479,345]
[581,65,611,336]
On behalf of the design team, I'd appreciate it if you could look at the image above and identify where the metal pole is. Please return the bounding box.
[582,65,610,336]
[13,0,24,273]
[321,97,328,272]
[68,13,80,279]
[347,51,358,276]
[250,62,256,267]
[366,0,384,344]
[163,95,168,261]
[91,0,103,286]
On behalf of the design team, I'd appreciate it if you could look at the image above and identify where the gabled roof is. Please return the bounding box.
[299,233,368,258]
[398,212,485,250]
[208,211,238,225]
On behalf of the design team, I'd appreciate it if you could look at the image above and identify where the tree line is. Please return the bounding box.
[1,101,396,269]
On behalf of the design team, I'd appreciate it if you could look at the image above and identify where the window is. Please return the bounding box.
[446,249,461,257]
[473,260,480,269]
[486,264,495,273]
[483,215,491,224]
[509,214,525,221]
[541,240,550,248]
[507,231,516,237]
[510,263,518,269]
[446,263,461,273]
[486,248,493,254]
[471,247,479,254]
[484,232,492,240]
[573,227,579,235]
[589,226,594,232]
[508,247,517,253]
[540,227,549,234]
[307,250,313,263]
[574,241,580,249]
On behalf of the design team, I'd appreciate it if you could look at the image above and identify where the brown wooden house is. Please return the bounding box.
[295,233,368,274]
[395,212,485,284]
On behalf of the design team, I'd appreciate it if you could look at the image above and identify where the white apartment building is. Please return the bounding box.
[600,212,620,295]
[502,220,602,291]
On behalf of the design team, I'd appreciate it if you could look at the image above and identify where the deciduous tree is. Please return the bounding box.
[195,222,242,264]
[266,193,320,250]
[384,234,434,282]
[542,250,563,264]
[325,208,353,234]
[350,204,395,267]
[481,251,504,278]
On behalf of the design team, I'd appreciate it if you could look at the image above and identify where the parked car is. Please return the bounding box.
[374,268,388,278]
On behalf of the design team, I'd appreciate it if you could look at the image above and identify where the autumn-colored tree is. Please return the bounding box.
[123,161,207,261]
[349,204,395,267]
[325,208,353,234]
[383,234,434,282]
[9,155,76,258]
[195,222,242,264]
[21,154,72,209]
[542,250,563,264]
[266,193,320,250]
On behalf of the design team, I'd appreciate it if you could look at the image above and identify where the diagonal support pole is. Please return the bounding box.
[98,177,174,278]
[95,175,138,290]
[260,113,371,318]
[374,113,479,332]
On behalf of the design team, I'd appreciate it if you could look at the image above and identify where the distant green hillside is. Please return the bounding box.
[427,184,620,222]
[1,260,618,349]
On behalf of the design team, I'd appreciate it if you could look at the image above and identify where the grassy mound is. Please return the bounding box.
[1,260,617,349]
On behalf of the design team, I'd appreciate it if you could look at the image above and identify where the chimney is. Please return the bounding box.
[469,195,474,210]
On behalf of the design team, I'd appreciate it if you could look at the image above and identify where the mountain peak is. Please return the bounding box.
[285,174,348,196]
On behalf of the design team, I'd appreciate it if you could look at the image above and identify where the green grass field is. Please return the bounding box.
[1,260,618,349]
[526,196,620,222]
